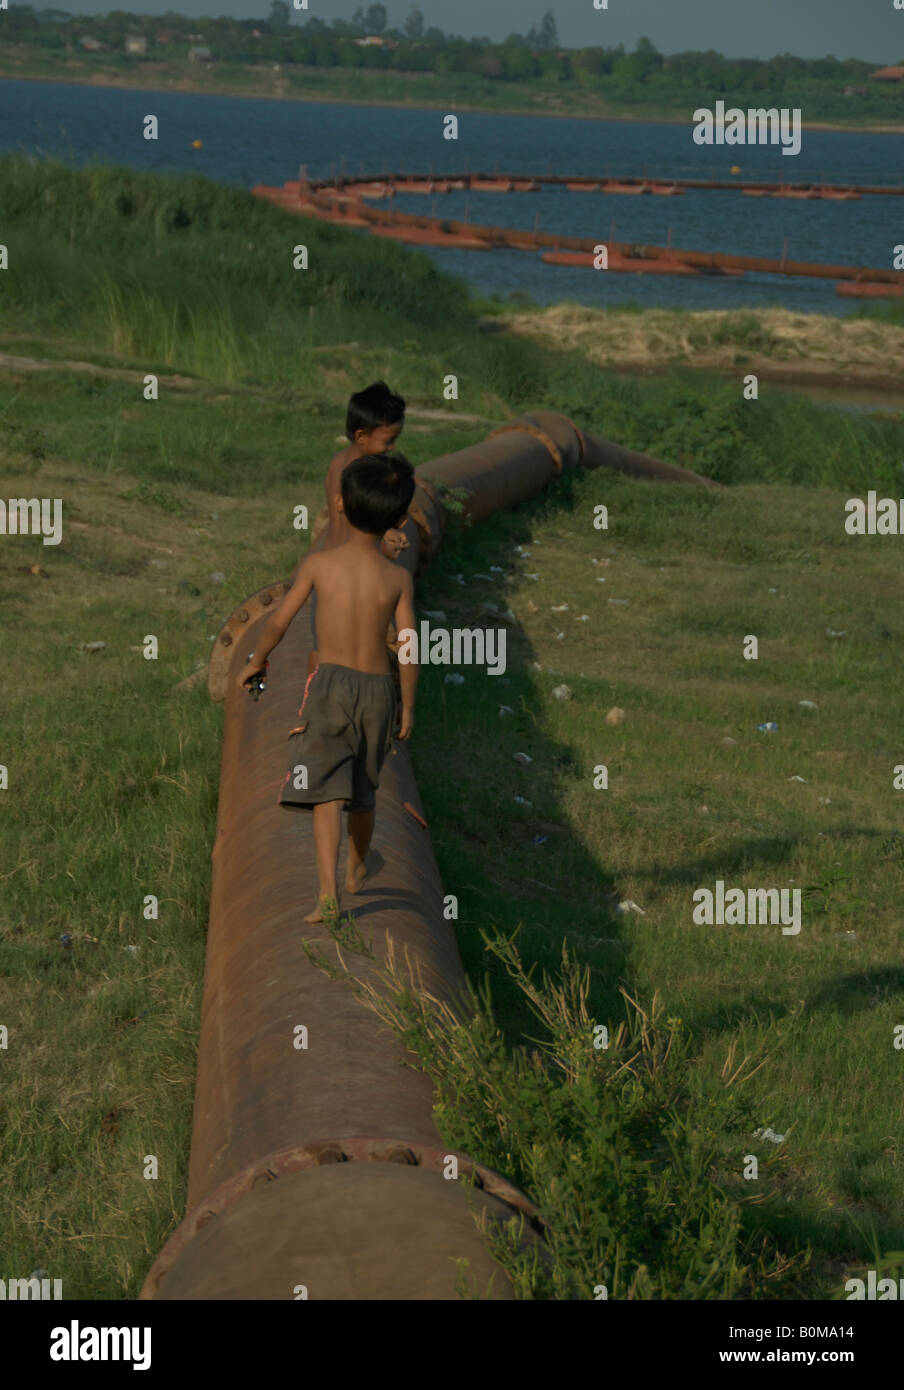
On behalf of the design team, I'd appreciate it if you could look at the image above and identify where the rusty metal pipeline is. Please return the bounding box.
[143,414,711,1300]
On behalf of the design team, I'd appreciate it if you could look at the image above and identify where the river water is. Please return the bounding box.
[1,76,901,317]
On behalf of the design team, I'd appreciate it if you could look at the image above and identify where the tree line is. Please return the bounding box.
[2,4,894,97]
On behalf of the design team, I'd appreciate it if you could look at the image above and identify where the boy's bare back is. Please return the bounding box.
[308,543,410,675]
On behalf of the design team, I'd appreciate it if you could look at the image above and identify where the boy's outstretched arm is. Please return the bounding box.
[394,569,418,738]
[236,557,315,691]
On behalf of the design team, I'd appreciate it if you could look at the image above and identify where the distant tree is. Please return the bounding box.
[535,9,558,51]
[268,0,290,33]
[364,3,387,32]
[403,5,424,39]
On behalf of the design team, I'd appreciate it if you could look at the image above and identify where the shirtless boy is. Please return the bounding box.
[238,454,418,925]
[310,381,409,672]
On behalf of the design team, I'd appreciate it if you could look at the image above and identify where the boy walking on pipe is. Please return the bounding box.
[238,454,418,924]
[310,381,409,675]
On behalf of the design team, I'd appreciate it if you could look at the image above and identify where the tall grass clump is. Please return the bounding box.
[304,917,810,1299]
[0,155,472,384]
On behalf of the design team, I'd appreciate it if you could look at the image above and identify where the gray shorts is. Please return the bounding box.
[278,662,397,814]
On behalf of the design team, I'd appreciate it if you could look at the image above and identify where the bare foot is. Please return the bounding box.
[304,894,338,924]
[345,849,385,895]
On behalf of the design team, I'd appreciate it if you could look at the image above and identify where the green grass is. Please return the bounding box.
[1,160,902,1298]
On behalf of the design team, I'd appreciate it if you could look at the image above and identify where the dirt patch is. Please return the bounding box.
[500,306,904,391]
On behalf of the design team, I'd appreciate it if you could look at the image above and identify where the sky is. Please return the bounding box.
[26,0,903,63]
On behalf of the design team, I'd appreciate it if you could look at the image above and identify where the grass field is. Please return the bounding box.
[1,158,902,1298]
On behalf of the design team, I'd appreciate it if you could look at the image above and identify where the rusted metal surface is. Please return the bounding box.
[146,413,712,1300]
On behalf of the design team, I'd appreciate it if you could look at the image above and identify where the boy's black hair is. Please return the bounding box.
[341,453,415,537]
[345,381,406,441]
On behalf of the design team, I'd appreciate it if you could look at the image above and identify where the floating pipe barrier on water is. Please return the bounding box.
[253,176,904,291]
[141,414,713,1300]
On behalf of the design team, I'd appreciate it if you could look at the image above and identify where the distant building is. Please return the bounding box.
[78,35,104,51]
[188,46,214,63]
[843,86,869,97]
[869,65,904,82]
[354,36,386,46]
[125,35,147,54]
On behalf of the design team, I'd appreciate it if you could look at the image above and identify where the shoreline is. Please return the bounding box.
[3,65,904,136]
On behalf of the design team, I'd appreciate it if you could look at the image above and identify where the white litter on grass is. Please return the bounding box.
[84,641,106,653]
[525,573,540,581]
[551,604,569,612]
[530,661,543,671]
[605,707,625,727]
[616,900,646,916]
[422,609,447,621]
[454,574,466,585]
[555,632,565,641]
[513,546,532,557]
[722,736,738,745]
[753,1127,786,1144]
[473,573,493,581]
[769,587,778,594]
[577,615,589,622]
[799,700,818,710]
[209,572,226,585]
[826,628,846,638]
[499,705,514,717]
[596,577,607,583]
[837,931,857,941]
[608,598,629,606]
[788,775,808,783]
[514,752,533,766]
[490,565,504,573]
[818,797,832,805]
[513,795,532,806]
[552,684,573,701]
[444,673,465,686]
[122,945,140,955]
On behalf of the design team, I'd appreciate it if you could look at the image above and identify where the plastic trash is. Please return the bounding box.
[513,795,533,806]
[605,707,625,726]
[499,705,514,716]
[209,572,226,585]
[59,933,72,948]
[577,615,589,622]
[533,834,548,846]
[753,1127,786,1144]
[530,661,543,672]
[555,632,565,641]
[525,573,540,581]
[758,722,778,732]
[490,565,504,573]
[552,684,573,701]
[825,629,846,638]
[84,641,106,653]
[608,598,629,605]
[788,775,807,782]
[799,700,818,710]
[514,752,532,766]
[616,900,646,916]
[444,673,465,685]
[473,573,493,581]
[722,736,738,745]
[551,604,569,612]
[596,577,607,583]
